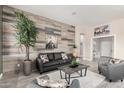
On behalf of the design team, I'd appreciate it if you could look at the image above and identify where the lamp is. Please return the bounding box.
[72,45,77,57]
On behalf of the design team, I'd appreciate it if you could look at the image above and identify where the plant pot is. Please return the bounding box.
[69,64,79,68]
[23,60,32,76]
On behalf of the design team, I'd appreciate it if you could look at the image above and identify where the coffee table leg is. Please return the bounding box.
[68,74,70,84]
[84,68,87,76]
[65,74,67,82]
[60,70,62,79]
[65,73,66,79]
[80,70,82,76]
[65,74,70,84]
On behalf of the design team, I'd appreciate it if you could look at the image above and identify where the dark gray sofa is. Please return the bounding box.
[98,56,124,82]
[36,52,73,74]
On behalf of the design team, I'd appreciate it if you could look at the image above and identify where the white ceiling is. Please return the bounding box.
[11,5,124,26]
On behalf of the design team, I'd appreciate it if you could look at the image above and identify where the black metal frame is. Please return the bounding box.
[59,67,88,84]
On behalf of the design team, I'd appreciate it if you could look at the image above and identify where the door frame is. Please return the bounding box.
[91,35,116,61]
[80,33,85,60]
[0,73,3,79]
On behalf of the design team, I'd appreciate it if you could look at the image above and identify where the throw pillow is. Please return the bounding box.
[109,59,114,64]
[109,58,121,64]
[114,59,121,64]
[40,54,49,63]
[47,53,54,61]
[61,53,68,60]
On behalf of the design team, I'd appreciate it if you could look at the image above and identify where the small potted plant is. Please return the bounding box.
[70,59,79,68]
[15,12,38,76]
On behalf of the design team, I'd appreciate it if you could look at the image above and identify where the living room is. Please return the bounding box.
[1,2,124,89]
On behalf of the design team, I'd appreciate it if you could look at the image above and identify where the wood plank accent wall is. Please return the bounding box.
[0,6,3,74]
[2,5,75,73]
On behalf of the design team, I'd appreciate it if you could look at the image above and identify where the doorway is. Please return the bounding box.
[80,33,84,60]
[93,36,114,61]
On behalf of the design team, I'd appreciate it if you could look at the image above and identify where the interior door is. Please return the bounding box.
[100,39,112,57]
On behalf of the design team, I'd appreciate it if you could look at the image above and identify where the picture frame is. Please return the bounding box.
[46,34,58,49]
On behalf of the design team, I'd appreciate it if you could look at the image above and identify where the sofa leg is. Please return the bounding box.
[121,80,123,82]
[109,80,112,82]
[99,71,101,74]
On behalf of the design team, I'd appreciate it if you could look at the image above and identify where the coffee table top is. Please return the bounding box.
[58,64,89,74]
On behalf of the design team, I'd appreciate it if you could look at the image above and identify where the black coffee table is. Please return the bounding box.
[57,64,89,84]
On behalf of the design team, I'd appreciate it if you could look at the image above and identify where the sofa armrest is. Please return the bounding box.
[107,62,124,80]
[36,57,43,74]
[98,56,111,66]
[98,63,109,77]
[67,54,74,61]
[98,57,110,72]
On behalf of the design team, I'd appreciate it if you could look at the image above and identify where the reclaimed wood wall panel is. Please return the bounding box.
[0,6,3,74]
[2,5,75,73]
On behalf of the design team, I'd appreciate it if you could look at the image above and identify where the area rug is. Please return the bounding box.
[27,70,105,88]
[96,79,124,88]
[24,70,124,88]
[46,70,105,88]
[26,70,105,88]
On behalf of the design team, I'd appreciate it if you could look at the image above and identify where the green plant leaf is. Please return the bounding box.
[15,11,38,60]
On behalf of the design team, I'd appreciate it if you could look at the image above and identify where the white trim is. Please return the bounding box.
[91,34,116,60]
[92,34,115,39]
[90,37,93,61]
[80,33,85,60]
[113,34,116,58]
[0,73,3,79]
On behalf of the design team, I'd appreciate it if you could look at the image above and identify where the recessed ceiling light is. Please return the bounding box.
[72,12,77,15]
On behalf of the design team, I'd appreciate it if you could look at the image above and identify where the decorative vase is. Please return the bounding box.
[23,60,32,76]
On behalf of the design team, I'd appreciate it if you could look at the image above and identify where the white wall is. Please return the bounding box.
[75,26,85,57]
[75,26,93,61]
[110,18,124,59]
[76,18,124,61]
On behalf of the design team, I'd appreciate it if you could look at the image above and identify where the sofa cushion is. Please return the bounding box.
[57,59,64,64]
[43,61,60,67]
[99,56,111,65]
[47,53,54,61]
[54,53,62,60]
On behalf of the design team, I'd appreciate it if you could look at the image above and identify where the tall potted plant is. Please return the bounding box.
[15,12,38,75]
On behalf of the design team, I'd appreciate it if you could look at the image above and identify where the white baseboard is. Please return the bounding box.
[0,73,3,79]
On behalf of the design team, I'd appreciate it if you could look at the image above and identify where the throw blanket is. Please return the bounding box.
[36,75,68,88]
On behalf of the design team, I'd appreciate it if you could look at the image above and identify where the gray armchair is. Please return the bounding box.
[98,56,124,82]
[98,56,111,75]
